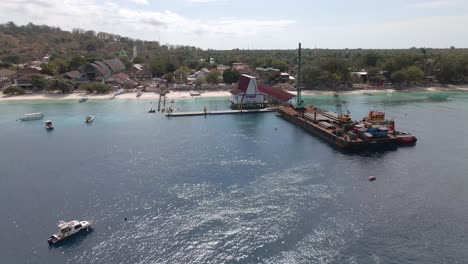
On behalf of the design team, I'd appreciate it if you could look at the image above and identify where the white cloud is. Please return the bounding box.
[406,1,450,9]
[0,0,295,49]
[294,15,468,49]
[1,0,465,49]
[187,0,226,2]
[129,0,149,5]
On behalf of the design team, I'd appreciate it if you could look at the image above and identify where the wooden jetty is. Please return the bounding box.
[166,108,275,117]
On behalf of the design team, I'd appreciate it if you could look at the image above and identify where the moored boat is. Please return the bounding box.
[45,120,54,130]
[47,220,92,245]
[85,115,94,123]
[136,91,142,97]
[18,112,43,121]
[79,97,88,103]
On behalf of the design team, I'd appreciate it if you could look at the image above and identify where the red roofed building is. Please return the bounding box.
[229,74,296,109]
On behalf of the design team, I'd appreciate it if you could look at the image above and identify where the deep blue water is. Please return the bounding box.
[1,92,468,264]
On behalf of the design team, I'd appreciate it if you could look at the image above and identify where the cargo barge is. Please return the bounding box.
[278,43,417,151]
[277,106,416,150]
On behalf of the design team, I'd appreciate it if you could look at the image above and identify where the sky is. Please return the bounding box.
[0,0,467,50]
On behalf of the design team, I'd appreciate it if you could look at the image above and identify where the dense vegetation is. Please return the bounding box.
[1,22,468,90]
[2,86,25,95]
[80,82,112,93]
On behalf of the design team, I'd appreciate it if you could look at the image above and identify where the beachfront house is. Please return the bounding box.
[0,69,16,89]
[187,68,210,82]
[229,74,296,109]
[127,64,152,81]
[351,71,368,83]
[232,63,251,74]
[13,67,43,89]
[79,58,126,82]
[106,72,138,89]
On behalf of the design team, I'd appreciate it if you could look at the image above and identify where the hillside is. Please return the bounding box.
[1,22,468,88]
[0,22,203,64]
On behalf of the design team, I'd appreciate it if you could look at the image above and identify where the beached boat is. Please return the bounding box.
[115,89,125,96]
[189,91,200,96]
[85,115,94,123]
[136,92,142,97]
[18,112,43,121]
[47,220,92,245]
[45,120,54,130]
[79,97,88,103]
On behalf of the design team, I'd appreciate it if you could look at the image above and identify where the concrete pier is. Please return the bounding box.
[166,108,275,117]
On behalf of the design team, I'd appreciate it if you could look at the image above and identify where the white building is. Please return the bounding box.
[229,74,296,109]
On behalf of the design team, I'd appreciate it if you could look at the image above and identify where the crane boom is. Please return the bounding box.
[295,43,304,110]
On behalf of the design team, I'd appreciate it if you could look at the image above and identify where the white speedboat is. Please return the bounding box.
[79,97,88,103]
[47,220,92,245]
[85,115,94,123]
[45,120,54,130]
[136,91,142,97]
[18,112,43,121]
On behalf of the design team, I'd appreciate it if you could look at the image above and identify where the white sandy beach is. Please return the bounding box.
[1,86,467,102]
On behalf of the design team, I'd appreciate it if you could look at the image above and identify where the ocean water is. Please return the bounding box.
[1,92,468,264]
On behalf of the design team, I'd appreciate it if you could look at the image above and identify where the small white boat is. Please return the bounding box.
[79,97,88,103]
[48,220,92,245]
[45,120,54,130]
[18,112,43,121]
[85,115,94,123]
[136,91,142,97]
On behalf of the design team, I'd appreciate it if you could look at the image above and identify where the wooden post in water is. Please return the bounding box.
[157,94,161,111]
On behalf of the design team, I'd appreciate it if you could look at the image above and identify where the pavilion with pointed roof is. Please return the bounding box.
[229,74,296,109]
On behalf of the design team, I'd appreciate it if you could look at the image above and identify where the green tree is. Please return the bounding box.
[390,70,407,83]
[205,70,221,84]
[3,55,20,64]
[80,82,111,93]
[174,66,191,83]
[222,69,240,83]
[405,66,424,83]
[133,56,144,64]
[119,56,132,69]
[272,59,289,72]
[50,58,69,74]
[436,58,464,83]
[164,73,174,83]
[149,58,165,77]
[40,63,58,75]
[69,56,87,69]
[2,86,25,95]
[165,63,176,73]
[0,61,12,68]
[194,76,206,87]
[85,56,103,63]
[363,52,381,67]
[302,64,321,87]
[47,79,74,93]
[31,75,48,90]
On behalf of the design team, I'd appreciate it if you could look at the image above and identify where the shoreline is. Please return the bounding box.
[1,85,467,102]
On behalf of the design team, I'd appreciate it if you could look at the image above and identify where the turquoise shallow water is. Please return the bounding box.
[1,91,468,264]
